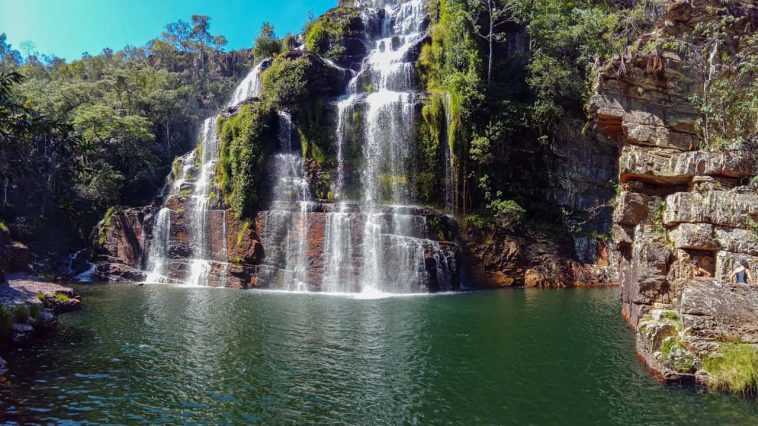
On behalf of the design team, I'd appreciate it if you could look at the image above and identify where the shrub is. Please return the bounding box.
[488,199,525,230]
[13,304,30,323]
[703,343,758,395]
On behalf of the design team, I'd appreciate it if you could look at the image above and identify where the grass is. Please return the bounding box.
[703,343,758,395]
[54,293,72,303]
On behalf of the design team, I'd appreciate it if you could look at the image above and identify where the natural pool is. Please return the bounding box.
[1,285,756,424]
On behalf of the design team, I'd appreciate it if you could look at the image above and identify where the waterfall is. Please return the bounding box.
[320,0,456,294]
[187,117,221,287]
[140,1,457,292]
[143,58,267,286]
[259,111,314,290]
[145,207,172,283]
[227,59,269,107]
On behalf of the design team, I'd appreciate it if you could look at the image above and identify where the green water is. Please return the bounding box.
[1,285,756,424]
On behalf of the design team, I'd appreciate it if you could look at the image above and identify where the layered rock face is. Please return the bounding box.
[591,0,758,384]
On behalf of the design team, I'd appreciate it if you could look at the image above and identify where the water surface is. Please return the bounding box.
[1,285,756,424]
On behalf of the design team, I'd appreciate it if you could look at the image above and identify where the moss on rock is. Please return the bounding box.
[217,103,277,218]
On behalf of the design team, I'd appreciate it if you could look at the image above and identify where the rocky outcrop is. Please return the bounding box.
[0,275,81,375]
[462,229,615,288]
[592,0,758,389]
[0,230,31,275]
[93,206,152,282]
[95,191,461,292]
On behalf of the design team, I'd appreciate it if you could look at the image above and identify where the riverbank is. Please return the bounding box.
[0,274,81,375]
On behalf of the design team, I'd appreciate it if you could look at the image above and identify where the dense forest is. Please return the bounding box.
[1,0,756,268]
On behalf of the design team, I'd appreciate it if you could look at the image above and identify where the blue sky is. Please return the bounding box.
[0,0,337,61]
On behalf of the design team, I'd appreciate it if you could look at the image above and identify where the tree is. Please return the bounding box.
[254,23,281,59]
[466,0,519,87]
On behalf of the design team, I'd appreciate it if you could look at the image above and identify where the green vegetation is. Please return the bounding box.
[0,221,8,233]
[217,103,276,217]
[688,17,757,149]
[236,219,253,246]
[54,293,72,303]
[0,306,13,339]
[703,343,758,395]
[0,15,251,252]
[416,0,634,228]
[98,206,120,246]
[253,23,282,58]
[304,7,362,62]
[28,303,41,319]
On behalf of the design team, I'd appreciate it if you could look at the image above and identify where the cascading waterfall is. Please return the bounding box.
[144,59,269,286]
[321,0,454,293]
[145,207,172,283]
[186,117,219,287]
[260,111,313,291]
[140,3,456,292]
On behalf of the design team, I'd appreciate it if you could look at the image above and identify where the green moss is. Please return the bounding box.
[304,7,362,61]
[98,206,120,246]
[661,311,680,322]
[704,343,758,395]
[35,292,46,301]
[217,103,277,218]
[28,304,41,319]
[236,219,253,246]
[179,188,193,196]
[0,221,8,233]
[171,157,182,178]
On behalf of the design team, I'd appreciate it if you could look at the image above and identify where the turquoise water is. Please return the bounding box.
[1,285,756,424]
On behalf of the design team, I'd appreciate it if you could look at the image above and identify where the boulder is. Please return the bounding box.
[677,280,758,344]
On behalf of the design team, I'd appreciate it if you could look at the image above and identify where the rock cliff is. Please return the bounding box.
[591,0,758,389]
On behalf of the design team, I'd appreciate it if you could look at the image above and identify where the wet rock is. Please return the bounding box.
[0,356,6,375]
[12,322,34,344]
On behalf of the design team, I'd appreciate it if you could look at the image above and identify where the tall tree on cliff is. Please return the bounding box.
[466,0,519,87]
